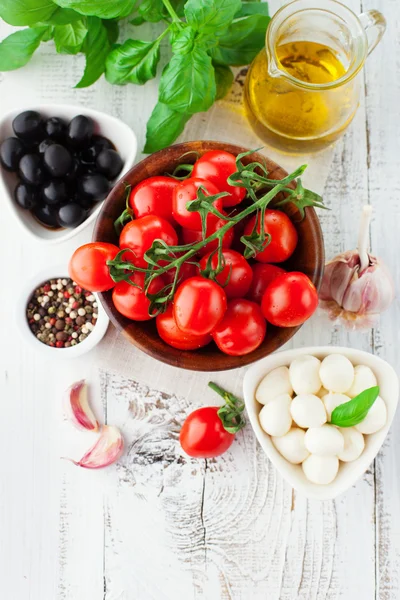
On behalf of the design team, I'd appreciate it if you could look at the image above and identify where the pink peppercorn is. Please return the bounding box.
[75,286,82,294]
[49,318,56,326]
[64,291,70,299]
[56,341,64,348]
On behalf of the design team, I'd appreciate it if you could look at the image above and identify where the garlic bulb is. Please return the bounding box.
[320,206,394,329]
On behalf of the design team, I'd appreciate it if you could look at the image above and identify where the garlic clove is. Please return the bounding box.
[256,366,293,405]
[66,425,124,469]
[347,365,377,398]
[64,380,100,432]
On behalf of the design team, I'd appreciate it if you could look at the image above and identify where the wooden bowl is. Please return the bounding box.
[93,141,325,372]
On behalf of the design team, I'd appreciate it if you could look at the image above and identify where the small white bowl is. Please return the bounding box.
[0,104,137,244]
[16,264,109,358]
[243,346,399,500]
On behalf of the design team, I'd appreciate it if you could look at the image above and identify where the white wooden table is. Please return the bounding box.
[1,1,399,598]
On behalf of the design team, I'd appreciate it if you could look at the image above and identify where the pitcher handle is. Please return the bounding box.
[359,10,386,56]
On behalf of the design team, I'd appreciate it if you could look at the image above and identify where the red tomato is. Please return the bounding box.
[172,177,223,231]
[244,209,298,263]
[180,407,234,458]
[261,271,318,327]
[173,276,227,335]
[112,272,165,321]
[212,299,266,356]
[199,249,253,298]
[119,215,178,268]
[68,242,119,292]
[191,150,246,207]
[156,305,212,350]
[129,176,178,224]
[181,217,234,257]
[246,263,286,304]
[161,258,198,286]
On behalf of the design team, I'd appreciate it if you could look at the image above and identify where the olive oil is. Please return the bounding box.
[244,41,357,153]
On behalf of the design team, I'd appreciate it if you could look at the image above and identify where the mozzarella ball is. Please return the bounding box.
[290,394,327,428]
[256,366,293,405]
[272,428,309,464]
[320,354,355,393]
[304,425,344,456]
[347,365,377,398]
[289,354,322,395]
[322,393,351,420]
[337,427,365,462]
[259,394,292,436]
[302,455,339,485]
[355,396,387,434]
[316,386,329,399]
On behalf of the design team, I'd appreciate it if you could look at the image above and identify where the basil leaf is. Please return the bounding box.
[0,27,49,70]
[138,0,164,23]
[76,16,110,88]
[104,20,119,45]
[54,20,88,54]
[171,27,196,55]
[184,0,241,34]
[211,13,270,66]
[159,46,216,114]
[144,102,190,153]
[236,2,269,18]
[106,39,161,85]
[215,64,233,100]
[44,7,82,24]
[52,0,135,19]
[330,386,380,428]
[0,0,57,26]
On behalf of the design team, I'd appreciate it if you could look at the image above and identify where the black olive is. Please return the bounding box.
[19,154,45,186]
[45,117,66,141]
[0,137,26,171]
[33,203,60,228]
[12,110,44,142]
[38,138,56,154]
[79,135,114,165]
[42,180,68,205]
[44,144,72,177]
[14,183,38,209]
[76,193,94,210]
[96,149,123,180]
[77,173,110,202]
[64,158,83,184]
[67,115,94,148]
[57,202,86,228]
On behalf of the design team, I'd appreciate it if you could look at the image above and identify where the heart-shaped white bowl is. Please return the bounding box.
[0,104,137,244]
[243,346,399,500]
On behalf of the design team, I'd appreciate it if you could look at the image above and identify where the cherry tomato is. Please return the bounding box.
[212,299,266,356]
[161,257,198,286]
[173,276,227,335]
[181,217,234,257]
[172,177,223,231]
[261,271,318,327]
[244,209,298,263]
[191,150,246,207]
[180,407,234,458]
[246,263,286,304]
[119,215,178,268]
[68,242,119,292]
[199,249,253,298]
[112,272,165,321]
[129,176,178,224]
[156,305,212,350]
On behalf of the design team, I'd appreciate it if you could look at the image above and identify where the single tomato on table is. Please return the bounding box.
[244,209,298,263]
[212,299,266,356]
[119,215,178,268]
[112,272,165,321]
[129,176,178,224]
[191,150,246,207]
[173,276,227,335]
[199,249,253,298]
[68,242,119,292]
[261,271,318,327]
[246,263,286,304]
[172,177,224,231]
[181,217,234,257]
[156,305,212,350]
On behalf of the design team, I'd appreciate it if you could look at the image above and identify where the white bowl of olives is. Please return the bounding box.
[0,104,137,244]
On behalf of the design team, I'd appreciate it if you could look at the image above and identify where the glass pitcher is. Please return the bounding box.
[244,0,386,153]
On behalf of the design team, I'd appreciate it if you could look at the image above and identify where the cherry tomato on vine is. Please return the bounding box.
[244,209,298,263]
[181,217,234,257]
[129,176,178,224]
[112,272,165,321]
[261,271,318,327]
[180,407,235,458]
[172,177,223,231]
[119,215,178,268]
[191,150,246,207]
[246,263,286,304]
[156,305,212,350]
[199,249,253,298]
[173,276,227,335]
[212,299,266,356]
[161,257,198,286]
[68,242,119,292]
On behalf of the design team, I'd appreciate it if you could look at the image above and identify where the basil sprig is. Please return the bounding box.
[330,386,380,428]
